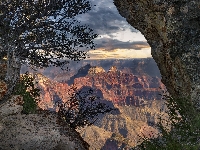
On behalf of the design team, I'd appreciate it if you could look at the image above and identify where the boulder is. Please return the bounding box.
[0,82,89,150]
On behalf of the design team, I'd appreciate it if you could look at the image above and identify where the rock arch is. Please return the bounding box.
[114,0,200,110]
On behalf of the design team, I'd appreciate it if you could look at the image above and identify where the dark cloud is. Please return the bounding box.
[94,38,150,51]
[75,0,138,37]
[68,0,151,59]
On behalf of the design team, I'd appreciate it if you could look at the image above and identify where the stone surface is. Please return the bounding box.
[0,95,23,118]
[0,112,89,150]
[0,82,89,150]
[113,0,200,110]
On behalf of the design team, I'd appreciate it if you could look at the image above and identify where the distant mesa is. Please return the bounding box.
[34,73,50,83]
[88,66,105,75]
[108,66,118,72]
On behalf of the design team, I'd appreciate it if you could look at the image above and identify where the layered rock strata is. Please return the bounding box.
[34,67,166,108]
[32,69,168,149]
[73,67,166,106]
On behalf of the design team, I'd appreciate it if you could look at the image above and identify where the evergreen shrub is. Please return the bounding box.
[13,71,41,114]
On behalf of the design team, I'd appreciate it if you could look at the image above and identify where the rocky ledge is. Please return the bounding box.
[0,80,89,150]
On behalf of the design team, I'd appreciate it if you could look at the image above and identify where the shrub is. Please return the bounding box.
[133,88,200,150]
[13,71,41,114]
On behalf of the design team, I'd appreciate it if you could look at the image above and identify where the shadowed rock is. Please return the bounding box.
[113,0,200,110]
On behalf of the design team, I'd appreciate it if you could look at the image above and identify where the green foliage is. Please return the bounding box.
[0,0,98,108]
[13,71,41,114]
[133,90,200,150]
[0,0,98,70]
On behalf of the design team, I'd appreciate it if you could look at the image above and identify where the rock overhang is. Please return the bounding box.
[113,0,200,110]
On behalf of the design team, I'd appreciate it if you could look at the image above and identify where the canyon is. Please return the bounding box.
[31,58,170,149]
[1,0,199,148]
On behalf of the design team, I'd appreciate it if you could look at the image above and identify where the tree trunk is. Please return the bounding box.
[0,48,21,106]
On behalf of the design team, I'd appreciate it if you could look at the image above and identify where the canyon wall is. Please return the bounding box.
[35,65,167,110]
[34,64,169,149]
[73,69,166,106]
[113,0,200,110]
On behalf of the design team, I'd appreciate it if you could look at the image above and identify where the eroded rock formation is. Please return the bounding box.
[113,0,200,110]
[88,66,106,75]
[33,68,168,149]
[73,68,166,106]
[35,66,166,108]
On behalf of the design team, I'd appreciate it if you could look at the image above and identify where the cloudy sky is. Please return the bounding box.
[74,0,152,59]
